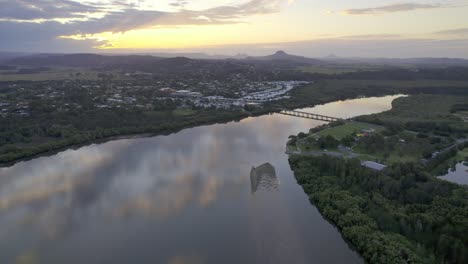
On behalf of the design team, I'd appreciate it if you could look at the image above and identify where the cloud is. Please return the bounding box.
[0,20,106,52]
[1,0,285,29]
[0,0,289,51]
[0,0,100,20]
[339,34,402,39]
[169,0,188,9]
[342,3,443,15]
[435,27,468,36]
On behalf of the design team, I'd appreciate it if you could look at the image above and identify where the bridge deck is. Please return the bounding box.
[279,110,343,122]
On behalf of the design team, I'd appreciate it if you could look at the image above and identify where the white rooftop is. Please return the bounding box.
[361,161,387,171]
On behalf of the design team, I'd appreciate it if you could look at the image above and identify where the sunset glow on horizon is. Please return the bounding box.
[1,0,468,57]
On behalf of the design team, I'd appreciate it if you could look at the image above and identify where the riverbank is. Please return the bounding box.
[288,154,468,264]
[0,81,406,167]
[4,95,395,264]
[0,110,250,166]
[287,93,468,264]
[2,79,468,166]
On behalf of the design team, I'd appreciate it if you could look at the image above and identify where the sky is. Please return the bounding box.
[1,0,468,58]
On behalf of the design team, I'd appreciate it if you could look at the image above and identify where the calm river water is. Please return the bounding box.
[0,95,403,264]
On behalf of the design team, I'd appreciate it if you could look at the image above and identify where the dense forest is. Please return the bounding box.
[289,155,468,264]
[0,108,249,164]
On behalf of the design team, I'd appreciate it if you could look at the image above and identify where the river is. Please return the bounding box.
[0,95,403,264]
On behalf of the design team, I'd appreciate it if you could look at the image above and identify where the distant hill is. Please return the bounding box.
[6,52,250,67]
[381,58,468,67]
[131,52,248,60]
[6,52,468,68]
[9,52,467,80]
[321,56,468,67]
[0,52,32,62]
[7,53,166,67]
[246,51,322,65]
[5,53,308,80]
[5,52,315,74]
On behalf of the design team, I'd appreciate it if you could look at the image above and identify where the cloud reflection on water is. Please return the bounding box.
[0,95,400,263]
[0,114,309,232]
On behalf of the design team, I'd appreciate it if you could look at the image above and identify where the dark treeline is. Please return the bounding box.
[451,104,468,113]
[0,109,248,164]
[336,67,468,81]
[269,67,468,82]
[289,155,468,264]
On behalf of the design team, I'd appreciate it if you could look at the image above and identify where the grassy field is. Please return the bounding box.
[354,147,423,164]
[355,153,379,162]
[386,153,422,163]
[311,121,384,139]
[172,108,196,116]
[297,140,324,152]
[310,122,430,164]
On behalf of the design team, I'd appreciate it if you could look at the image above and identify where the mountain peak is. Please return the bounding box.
[274,50,288,56]
[246,51,322,65]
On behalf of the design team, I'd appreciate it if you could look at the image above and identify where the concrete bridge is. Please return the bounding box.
[279,110,343,122]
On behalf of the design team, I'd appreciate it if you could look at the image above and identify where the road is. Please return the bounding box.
[286,145,359,159]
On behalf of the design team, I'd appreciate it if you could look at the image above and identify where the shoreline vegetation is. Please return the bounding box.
[0,111,248,166]
[2,79,468,167]
[289,155,468,263]
[287,94,468,264]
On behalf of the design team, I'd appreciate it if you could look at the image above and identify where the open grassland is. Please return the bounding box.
[312,122,384,140]
[172,108,196,116]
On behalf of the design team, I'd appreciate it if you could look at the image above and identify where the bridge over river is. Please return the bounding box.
[279,110,343,122]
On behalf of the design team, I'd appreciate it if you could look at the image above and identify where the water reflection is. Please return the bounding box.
[0,95,401,264]
[250,163,279,194]
[300,94,406,119]
[439,162,468,185]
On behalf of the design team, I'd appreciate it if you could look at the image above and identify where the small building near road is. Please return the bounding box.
[361,161,387,171]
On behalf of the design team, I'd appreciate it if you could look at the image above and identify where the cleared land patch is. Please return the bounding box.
[311,122,384,140]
